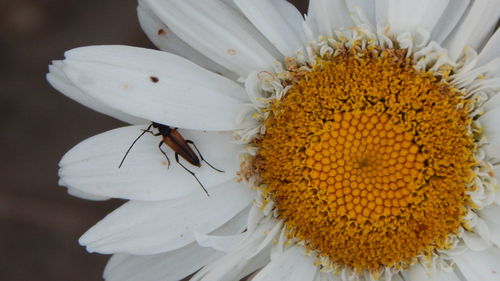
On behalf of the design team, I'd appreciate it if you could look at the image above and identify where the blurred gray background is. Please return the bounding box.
[0,0,307,280]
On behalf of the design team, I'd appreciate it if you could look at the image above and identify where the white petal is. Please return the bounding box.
[480,205,500,225]
[308,0,353,37]
[103,243,221,281]
[402,264,461,281]
[246,203,266,234]
[191,223,273,281]
[484,93,500,113]
[430,0,470,44]
[494,166,500,204]
[303,14,319,41]
[251,246,317,281]
[60,45,251,131]
[210,206,253,237]
[473,216,493,245]
[480,107,500,137]
[484,131,500,160]
[443,0,500,61]
[198,208,277,255]
[198,250,269,281]
[375,0,448,36]
[485,220,500,247]
[47,63,146,125]
[480,205,500,247]
[103,206,249,281]
[192,217,281,281]
[345,0,376,27]
[65,185,110,201]
[389,273,404,281]
[233,0,306,57]
[143,0,280,77]
[220,0,242,13]
[484,141,500,160]
[59,125,241,201]
[339,268,363,281]
[250,221,283,260]
[194,231,245,253]
[477,28,500,69]
[136,3,237,80]
[192,243,270,281]
[453,247,500,281]
[233,249,270,281]
[194,206,250,252]
[79,180,255,255]
[462,224,492,251]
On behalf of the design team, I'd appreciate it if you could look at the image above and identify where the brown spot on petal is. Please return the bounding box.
[227,48,236,56]
[157,29,166,35]
[150,76,159,83]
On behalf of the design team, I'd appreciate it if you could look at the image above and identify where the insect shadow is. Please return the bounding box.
[119,122,224,196]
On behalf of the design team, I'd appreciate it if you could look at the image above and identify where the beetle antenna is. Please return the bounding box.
[118,123,154,168]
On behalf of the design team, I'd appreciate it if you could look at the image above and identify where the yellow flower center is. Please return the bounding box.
[252,49,476,271]
[305,112,421,221]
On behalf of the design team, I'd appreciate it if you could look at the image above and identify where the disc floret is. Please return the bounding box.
[250,48,477,272]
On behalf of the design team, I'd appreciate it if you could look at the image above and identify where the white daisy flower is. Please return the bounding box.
[47,0,500,280]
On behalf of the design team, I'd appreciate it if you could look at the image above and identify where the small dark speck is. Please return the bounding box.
[150,76,159,83]
[157,29,166,35]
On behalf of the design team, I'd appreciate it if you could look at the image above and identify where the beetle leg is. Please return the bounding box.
[175,153,209,196]
[140,123,161,136]
[185,140,224,173]
[141,129,160,136]
[158,141,171,168]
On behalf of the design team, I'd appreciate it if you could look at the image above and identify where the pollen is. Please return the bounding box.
[252,49,476,271]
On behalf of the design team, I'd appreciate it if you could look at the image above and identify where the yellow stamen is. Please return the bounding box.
[251,49,476,271]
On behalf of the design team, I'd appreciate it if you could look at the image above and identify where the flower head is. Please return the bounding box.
[48,0,500,280]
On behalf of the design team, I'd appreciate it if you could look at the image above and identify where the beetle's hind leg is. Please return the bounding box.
[158,141,171,168]
[185,140,224,173]
[175,153,209,196]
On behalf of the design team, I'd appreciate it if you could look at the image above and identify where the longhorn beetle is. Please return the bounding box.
[118,122,223,196]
